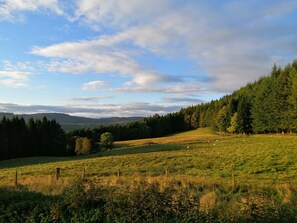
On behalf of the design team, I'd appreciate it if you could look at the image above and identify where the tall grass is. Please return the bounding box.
[1,129,297,190]
[1,178,297,222]
[1,128,297,222]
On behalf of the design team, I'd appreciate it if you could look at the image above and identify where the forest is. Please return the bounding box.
[0,117,70,160]
[73,60,297,139]
[1,60,297,161]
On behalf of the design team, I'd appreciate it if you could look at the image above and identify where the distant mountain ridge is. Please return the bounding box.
[0,112,143,131]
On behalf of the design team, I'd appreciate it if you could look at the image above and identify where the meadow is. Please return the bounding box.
[1,128,297,189]
[1,128,297,222]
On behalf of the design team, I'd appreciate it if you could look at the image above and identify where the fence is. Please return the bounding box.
[11,167,297,189]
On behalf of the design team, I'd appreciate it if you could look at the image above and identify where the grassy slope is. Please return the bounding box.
[1,128,297,190]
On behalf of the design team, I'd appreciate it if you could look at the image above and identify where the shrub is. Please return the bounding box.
[100,132,114,150]
[75,137,91,155]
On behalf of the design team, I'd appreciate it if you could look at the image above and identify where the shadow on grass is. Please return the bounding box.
[98,143,186,157]
[0,156,83,169]
[0,142,199,169]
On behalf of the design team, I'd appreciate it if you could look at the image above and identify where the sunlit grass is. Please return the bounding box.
[1,128,297,194]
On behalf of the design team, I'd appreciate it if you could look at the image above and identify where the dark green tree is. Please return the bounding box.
[275,65,291,132]
[100,132,114,150]
[288,67,297,132]
[236,95,252,134]
[252,77,278,133]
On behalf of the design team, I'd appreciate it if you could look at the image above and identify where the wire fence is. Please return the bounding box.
[10,167,297,188]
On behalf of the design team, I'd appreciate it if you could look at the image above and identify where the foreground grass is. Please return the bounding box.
[1,178,297,223]
[1,128,297,190]
[1,128,297,222]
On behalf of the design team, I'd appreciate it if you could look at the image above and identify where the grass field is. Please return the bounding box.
[2,128,297,222]
[1,128,297,193]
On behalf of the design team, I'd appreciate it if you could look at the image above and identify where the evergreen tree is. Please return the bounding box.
[252,77,278,133]
[288,67,297,132]
[236,95,252,134]
[227,112,238,133]
[215,106,228,132]
[275,65,291,132]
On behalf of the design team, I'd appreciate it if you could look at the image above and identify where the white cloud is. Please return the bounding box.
[0,0,63,21]
[27,0,297,96]
[0,102,181,118]
[82,80,109,91]
[0,78,28,88]
[111,83,206,94]
[31,38,182,87]
[73,0,171,30]
[0,70,32,80]
[0,60,35,88]
[161,97,204,104]
[66,96,113,102]
[0,70,32,88]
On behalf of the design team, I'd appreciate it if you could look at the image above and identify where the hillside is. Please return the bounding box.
[179,61,297,134]
[67,61,297,145]
[0,112,143,131]
[1,128,297,222]
[1,128,296,187]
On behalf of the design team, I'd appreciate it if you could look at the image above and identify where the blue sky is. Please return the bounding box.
[0,0,297,118]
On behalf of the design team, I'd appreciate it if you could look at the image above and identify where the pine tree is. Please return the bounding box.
[288,67,297,132]
[275,65,291,132]
[236,95,252,134]
[252,77,278,133]
[227,112,238,133]
[215,106,229,132]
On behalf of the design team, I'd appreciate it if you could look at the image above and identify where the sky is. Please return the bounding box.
[0,0,297,118]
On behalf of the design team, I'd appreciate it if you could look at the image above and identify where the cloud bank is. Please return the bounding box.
[0,0,63,21]
[30,0,297,93]
[1,0,297,117]
[0,102,182,118]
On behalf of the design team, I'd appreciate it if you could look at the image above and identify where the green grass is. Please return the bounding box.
[1,128,297,190]
[2,128,297,222]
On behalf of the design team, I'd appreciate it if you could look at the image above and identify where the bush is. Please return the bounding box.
[75,137,91,155]
[2,181,297,222]
[100,132,114,150]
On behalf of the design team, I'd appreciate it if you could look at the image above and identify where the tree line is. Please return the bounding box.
[74,60,297,140]
[1,60,296,160]
[198,60,297,134]
[0,117,70,160]
[70,112,186,142]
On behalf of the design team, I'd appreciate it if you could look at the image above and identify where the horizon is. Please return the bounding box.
[0,111,145,119]
[0,0,297,118]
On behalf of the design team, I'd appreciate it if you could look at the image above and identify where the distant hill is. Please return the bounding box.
[0,112,143,131]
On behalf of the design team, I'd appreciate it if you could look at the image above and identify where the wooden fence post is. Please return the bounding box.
[15,171,18,187]
[56,168,60,180]
[117,169,120,177]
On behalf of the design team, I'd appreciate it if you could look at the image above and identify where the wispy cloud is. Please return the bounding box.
[82,80,109,91]
[161,97,204,104]
[0,70,33,88]
[0,78,28,88]
[31,37,183,87]
[111,83,206,94]
[30,0,297,94]
[0,102,181,118]
[0,70,32,80]
[1,0,297,118]
[66,96,113,102]
[0,60,34,88]
[73,0,171,30]
[0,0,63,22]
